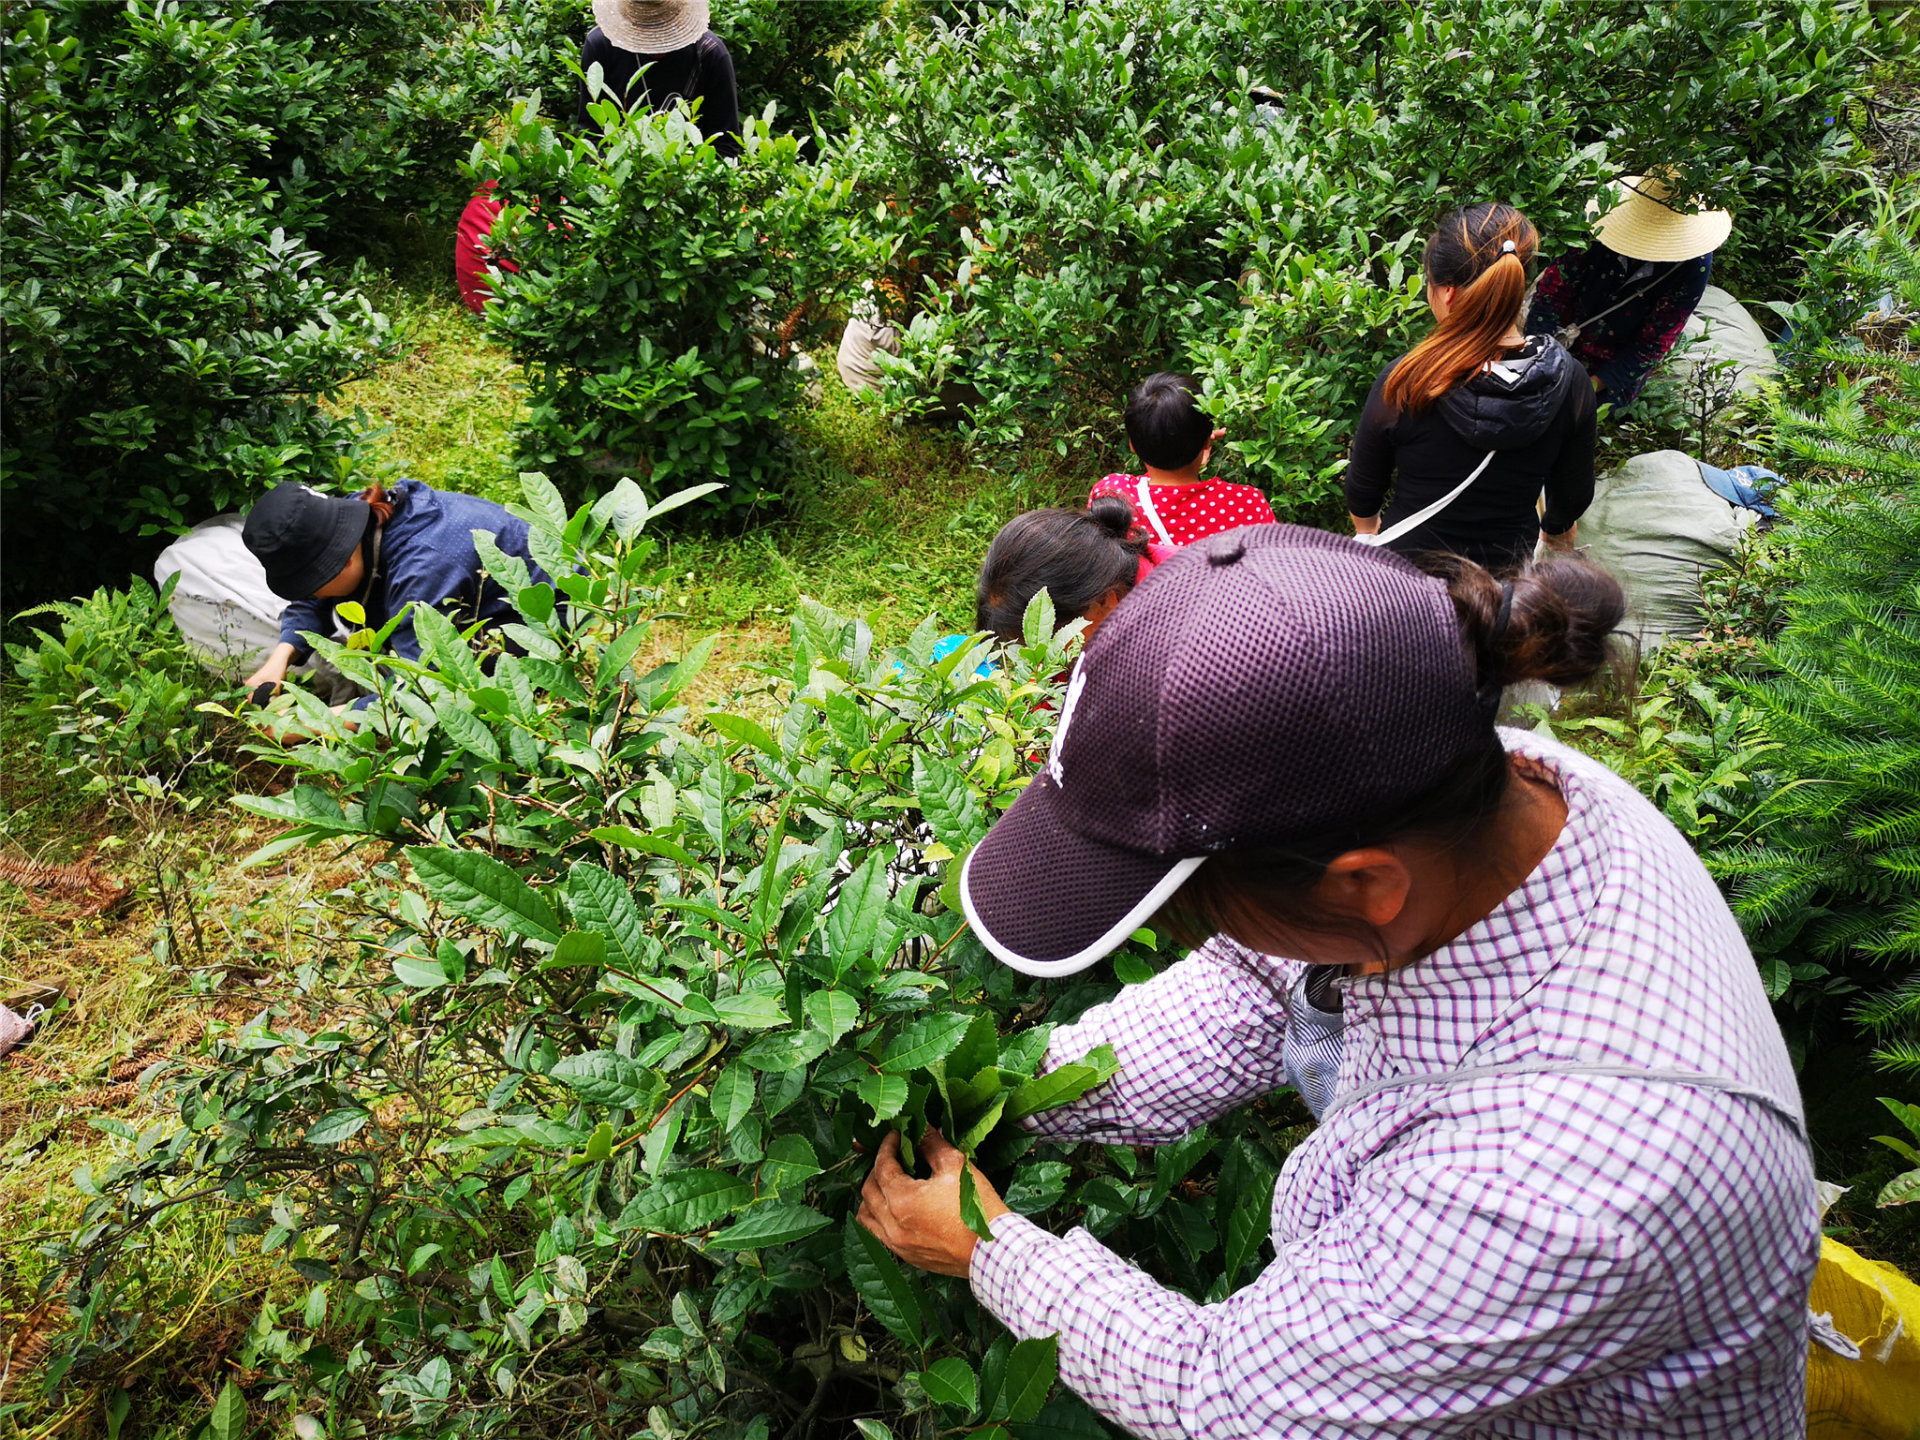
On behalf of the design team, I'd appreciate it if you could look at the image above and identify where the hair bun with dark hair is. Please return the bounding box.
[1087,493,1138,541]
[1416,551,1627,695]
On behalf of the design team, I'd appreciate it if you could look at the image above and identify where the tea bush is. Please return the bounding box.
[46,476,1294,1435]
[468,0,882,134]
[829,0,1883,511]
[478,102,886,518]
[4,575,234,800]
[0,1,406,603]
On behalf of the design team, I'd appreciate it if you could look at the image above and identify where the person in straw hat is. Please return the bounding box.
[1525,173,1731,410]
[576,0,740,157]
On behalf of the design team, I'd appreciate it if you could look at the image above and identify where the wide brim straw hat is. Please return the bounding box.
[592,0,709,54]
[1588,174,1732,263]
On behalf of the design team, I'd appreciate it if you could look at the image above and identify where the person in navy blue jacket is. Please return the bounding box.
[240,480,551,710]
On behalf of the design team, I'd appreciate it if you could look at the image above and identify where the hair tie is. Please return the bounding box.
[1492,581,1516,643]
[1500,239,1516,254]
[1477,581,1517,720]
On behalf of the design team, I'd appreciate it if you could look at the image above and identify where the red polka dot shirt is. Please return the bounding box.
[1089,474,1277,547]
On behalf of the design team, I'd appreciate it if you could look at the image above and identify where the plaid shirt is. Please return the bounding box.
[972,730,1816,1438]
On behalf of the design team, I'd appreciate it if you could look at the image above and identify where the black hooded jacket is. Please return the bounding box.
[1343,335,1596,573]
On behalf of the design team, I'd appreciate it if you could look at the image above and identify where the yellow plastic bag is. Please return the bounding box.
[1807,1235,1920,1439]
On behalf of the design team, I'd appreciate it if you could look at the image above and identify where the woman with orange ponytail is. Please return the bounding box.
[1345,203,1596,572]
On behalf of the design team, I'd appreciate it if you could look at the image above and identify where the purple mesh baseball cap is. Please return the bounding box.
[960,523,1487,977]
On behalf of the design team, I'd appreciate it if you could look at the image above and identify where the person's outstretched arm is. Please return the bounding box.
[1343,367,1396,534]
[696,33,742,157]
[966,1145,1672,1439]
[1525,258,1573,338]
[1540,364,1598,551]
[1020,936,1302,1145]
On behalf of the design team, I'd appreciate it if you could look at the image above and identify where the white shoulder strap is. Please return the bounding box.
[1134,477,1176,547]
[1356,450,1496,549]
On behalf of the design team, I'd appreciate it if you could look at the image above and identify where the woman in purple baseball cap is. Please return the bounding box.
[859,528,1816,1436]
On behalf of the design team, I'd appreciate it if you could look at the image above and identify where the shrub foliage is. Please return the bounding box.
[829,0,1882,511]
[479,104,884,518]
[48,476,1295,1435]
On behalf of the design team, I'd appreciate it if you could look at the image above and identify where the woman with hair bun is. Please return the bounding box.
[860,527,1815,1435]
[971,495,1168,644]
[1346,203,1597,572]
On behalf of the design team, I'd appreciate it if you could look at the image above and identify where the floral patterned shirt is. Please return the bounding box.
[1525,243,1713,407]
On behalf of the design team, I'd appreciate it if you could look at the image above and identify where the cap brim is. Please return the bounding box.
[960,773,1205,978]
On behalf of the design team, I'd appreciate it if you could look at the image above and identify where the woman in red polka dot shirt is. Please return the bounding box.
[1088,373,1277,546]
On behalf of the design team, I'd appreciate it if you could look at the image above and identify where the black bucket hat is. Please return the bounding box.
[242,482,371,601]
[960,524,1487,977]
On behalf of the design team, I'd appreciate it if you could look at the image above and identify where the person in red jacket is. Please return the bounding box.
[1089,373,1276,546]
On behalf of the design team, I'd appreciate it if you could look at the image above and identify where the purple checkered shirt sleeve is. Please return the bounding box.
[1024,938,1302,1143]
[968,732,1817,1437]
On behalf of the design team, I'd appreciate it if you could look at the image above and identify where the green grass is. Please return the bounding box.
[333,267,1091,673]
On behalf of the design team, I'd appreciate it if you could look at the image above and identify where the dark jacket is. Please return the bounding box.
[1344,335,1597,573]
[1525,243,1713,407]
[278,481,551,704]
[576,27,741,156]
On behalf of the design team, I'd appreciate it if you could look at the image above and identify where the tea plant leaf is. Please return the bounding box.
[549,1051,663,1112]
[1878,1168,1920,1207]
[473,529,533,593]
[844,1218,924,1347]
[617,1170,749,1235]
[1004,1046,1118,1122]
[855,1074,908,1122]
[306,1108,371,1146]
[587,828,697,865]
[412,602,488,693]
[1021,588,1056,649]
[519,470,570,533]
[590,477,650,541]
[710,991,789,1029]
[959,1165,994,1242]
[708,713,779,754]
[705,1202,830,1250]
[1008,1392,1114,1440]
[738,1028,830,1072]
[805,990,861,1042]
[709,1063,755,1133]
[948,1012,1001,1082]
[597,625,649,693]
[391,954,451,990]
[759,1134,821,1194]
[437,704,502,764]
[957,1092,1011,1155]
[567,862,656,974]
[543,931,606,971]
[826,854,893,977]
[879,1012,976,1074]
[208,1381,246,1440]
[408,847,561,944]
[995,1335,1058,1424]
[917,1355,978,1414]
[913,753,985,851]
[646,482,728,521]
